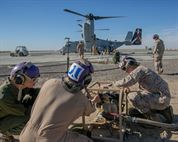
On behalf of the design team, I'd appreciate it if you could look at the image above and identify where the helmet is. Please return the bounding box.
[67,59,94,87]
[153,34,159,39]
[119,57,139,71]
[10,62,40,84]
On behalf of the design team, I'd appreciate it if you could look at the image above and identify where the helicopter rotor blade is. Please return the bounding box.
[76,19,82,22]
[95,28,110,31]
[78,24,83,28]
[76,30,82,32]
[64,9,86,18]
[94,16,125,20]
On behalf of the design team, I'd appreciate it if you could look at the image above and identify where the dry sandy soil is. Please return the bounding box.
[0,57,178,142]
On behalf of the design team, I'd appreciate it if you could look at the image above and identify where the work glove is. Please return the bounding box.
[121,87,130,95]
[22,94,32,107]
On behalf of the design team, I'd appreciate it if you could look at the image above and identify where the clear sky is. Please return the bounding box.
[0,0,178,51]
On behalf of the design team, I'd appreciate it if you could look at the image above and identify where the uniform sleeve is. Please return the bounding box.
[158,40,165,54]
[0,86,26,118]
[114,74,137,87]
[0,99,26,117]
[114,67,143,88]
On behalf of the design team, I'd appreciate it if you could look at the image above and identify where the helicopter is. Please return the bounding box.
[60,9,142,55]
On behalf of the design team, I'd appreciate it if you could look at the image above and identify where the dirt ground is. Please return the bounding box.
[0,58,178,142]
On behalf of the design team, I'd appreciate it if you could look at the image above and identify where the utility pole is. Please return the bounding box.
[65,37,70,72]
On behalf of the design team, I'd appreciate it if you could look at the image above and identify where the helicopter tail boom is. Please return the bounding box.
[124,28,142,45]
[131,28,142,45]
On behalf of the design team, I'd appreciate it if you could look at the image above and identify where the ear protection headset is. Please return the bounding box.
[83,74,92,87]
[13,62,34,85]
[14,73,26,85]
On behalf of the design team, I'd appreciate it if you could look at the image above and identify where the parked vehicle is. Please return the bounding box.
[10,46,29,57]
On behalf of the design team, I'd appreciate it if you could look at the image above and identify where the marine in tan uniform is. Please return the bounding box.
[113,57,173,123]
[19,59,100,142]
[152,34,165,74]
[77,41,85,59]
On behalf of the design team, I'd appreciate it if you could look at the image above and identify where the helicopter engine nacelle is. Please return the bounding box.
[83,22,94,50]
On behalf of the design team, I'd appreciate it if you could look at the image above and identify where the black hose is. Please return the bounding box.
[124,116,178,131]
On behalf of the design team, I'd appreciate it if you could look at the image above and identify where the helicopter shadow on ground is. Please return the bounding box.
[164,73,178,76]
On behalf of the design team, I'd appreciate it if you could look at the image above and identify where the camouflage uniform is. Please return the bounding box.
[20,78,95,142]
[77,42,85,59]
[0,79,39,135]
[114,65,170,113]
[152,39,165,74]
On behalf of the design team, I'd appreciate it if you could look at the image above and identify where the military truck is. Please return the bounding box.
[10,46,29,57]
